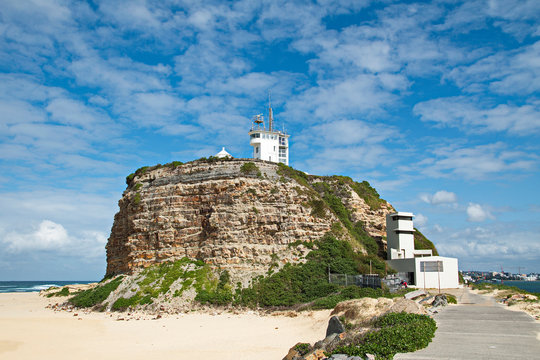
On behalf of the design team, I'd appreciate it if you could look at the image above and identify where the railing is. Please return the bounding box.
[328,272,411,292]
[328,273,381,289]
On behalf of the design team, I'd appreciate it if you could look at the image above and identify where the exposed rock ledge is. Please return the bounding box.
[106,159,394,281]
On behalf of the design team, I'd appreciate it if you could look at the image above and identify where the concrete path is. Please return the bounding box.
[395,288,540,360]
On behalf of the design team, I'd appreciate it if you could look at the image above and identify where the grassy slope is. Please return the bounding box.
[414,228,439,256]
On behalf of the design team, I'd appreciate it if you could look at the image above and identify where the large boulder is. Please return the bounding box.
[431,294,448,307]
[331,298,394,326]
[385,298,427,315]
[326,316,346,337]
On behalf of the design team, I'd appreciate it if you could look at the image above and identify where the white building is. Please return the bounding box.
[214,147,232,159]
[249,101,290,165]
[385,212,459,289]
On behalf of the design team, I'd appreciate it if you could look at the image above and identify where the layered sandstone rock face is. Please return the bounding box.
[106,159,394,278]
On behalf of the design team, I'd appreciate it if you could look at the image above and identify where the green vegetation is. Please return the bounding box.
[348,179,385,211]
[316,186,383,263]
[414,228,439,256]
[133,192,141,205]
[46,287,70,297]
[125,161,185,186]
[137,258,195,298]
[134,183,143,191]
[234,235,393,307]
[277,163,310,188]
[195,270,234,306]
[70,277,124,308]
[332,312,437,359]
[446,294,457,304]
[112,294,153,310]
[317,175,385,211]
[294,343,311,356]
[309,199,327,218]
[166,161,183,168]
[240,162,262,177]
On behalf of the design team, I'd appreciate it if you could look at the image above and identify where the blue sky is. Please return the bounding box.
[1,0,539,280]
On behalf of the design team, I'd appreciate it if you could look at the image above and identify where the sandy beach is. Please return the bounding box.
[0,293,331,360]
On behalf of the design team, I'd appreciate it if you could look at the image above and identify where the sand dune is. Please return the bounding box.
[0,293,331,360]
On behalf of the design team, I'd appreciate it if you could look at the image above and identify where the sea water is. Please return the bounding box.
[0,281,96,293]
[504,280,540,294]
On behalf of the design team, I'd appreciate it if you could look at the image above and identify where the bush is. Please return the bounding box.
[70,277,124,308]
[235,235,371,307]
[309,199,327,218]
[446,294,457,304]
[46,287,70,297]
[294,343,311,356]
[332,312,437,359]
[414,228,438,256]
[277,163,310,187]
[240,162,261,177]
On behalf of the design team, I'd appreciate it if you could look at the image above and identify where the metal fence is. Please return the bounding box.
[329,272,410,292]
[328,273,381,289]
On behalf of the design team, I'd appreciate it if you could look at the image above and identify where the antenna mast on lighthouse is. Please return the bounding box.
[268,90,273,132]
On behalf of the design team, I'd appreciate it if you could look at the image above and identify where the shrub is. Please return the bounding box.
[126,173,135,185]
[165,161,183,168]
[332,312,437,359]
[47,287,70,297]
[276,163,309,188]
[133,192,141,205]
[234,235,373,307]
[240,162,261,177]
[70,277,124,308]
[446,294,457,304]
[309,199,327,218]
[195,270,234,305]
[112,295,140,310]
[414,228,439,256]
[294,343,311,356]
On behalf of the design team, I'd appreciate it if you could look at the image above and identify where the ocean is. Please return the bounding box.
[504,280,540,294]
[0,281,96,293]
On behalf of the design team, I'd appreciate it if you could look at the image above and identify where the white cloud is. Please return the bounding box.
[3,220,69,252]
[417,142,537,180]
[414,97,540,135]
[1,219,107,258]
[467,203,494,222]
[421,190,458,205]
[414,213,428,227]
[434,224,540,264]
[446,41,540,96]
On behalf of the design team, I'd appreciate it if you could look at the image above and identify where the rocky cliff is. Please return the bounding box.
[106,159,395,279]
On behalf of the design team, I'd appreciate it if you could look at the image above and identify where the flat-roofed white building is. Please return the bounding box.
[387,212,433,260]
[386,212,459,289]
[248,100,290,165]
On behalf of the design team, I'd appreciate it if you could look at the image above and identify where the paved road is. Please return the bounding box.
[395,288,540,360]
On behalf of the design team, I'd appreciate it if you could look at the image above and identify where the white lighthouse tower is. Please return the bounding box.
[249,97,290,165]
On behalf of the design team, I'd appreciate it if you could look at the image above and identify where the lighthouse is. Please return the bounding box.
[248,97,290,165]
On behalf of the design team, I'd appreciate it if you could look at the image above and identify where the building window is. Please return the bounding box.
[255,147,259,153]
[273,146,276,151]
[420,261,443,272]
[392,216,413,221]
